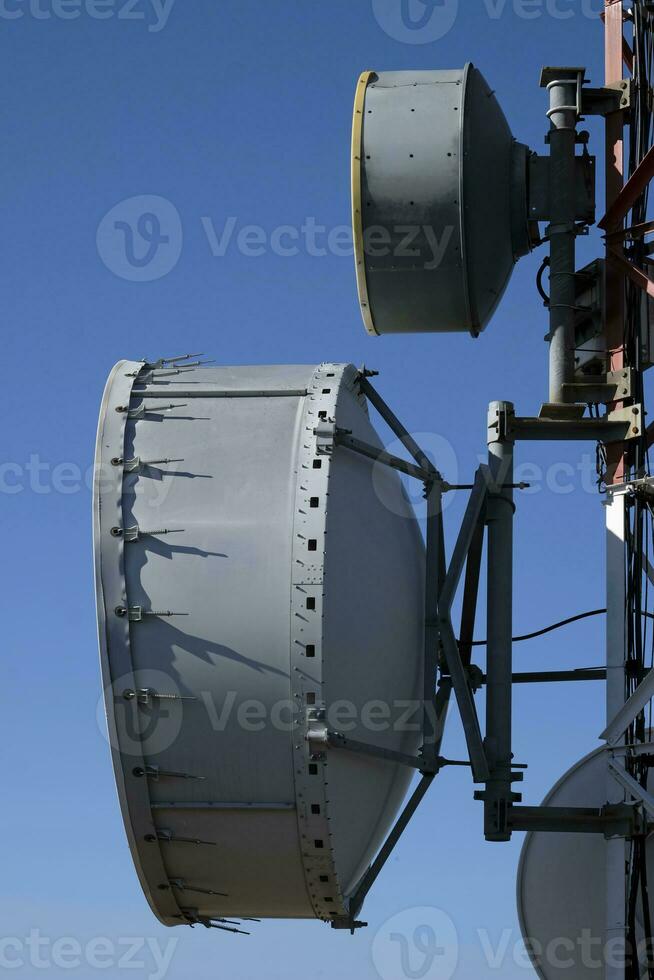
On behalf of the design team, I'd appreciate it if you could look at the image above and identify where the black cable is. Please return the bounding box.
[622,9,654,976]
[468,608,607,646]
[536,256,550,307]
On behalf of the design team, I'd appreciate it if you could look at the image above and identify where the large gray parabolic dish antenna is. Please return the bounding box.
[518,744,654,979]
[352,65,532,337]
[94,361,424,928]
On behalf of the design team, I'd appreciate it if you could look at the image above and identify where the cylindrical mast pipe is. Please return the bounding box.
[605,491,628,980]
[484,401,515,842]
[546,73,580,403]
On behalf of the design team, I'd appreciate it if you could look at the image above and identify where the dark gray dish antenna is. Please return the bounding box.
[352,65,533,336]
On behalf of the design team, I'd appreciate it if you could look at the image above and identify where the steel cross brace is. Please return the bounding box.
[326,429,434,482]
[601,665,654,744]
[344,772,435,927]
[599,143,654,232]
[607,759,654,820]
[338,688,453,930]
[438,466,492,783]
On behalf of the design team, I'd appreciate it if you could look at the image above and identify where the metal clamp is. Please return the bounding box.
[168,879,228,898]
[142,353,208,370]
[561,368,634,405]
[123,688,197,705]
[115,402,187,420]
[305,709,329,753]
[314,421,339,455]
[114,606,188,621]
[133,765,205,781]
[145,829,216,846]
[110,525,184,542]
[110,456,184,473]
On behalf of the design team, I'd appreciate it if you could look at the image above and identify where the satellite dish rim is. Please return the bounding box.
[456,61,474,332]
[93,357,182,927]
[351,69,379,337]
[516,742,612,980]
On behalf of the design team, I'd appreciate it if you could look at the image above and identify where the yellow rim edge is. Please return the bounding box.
[351,71,378,337]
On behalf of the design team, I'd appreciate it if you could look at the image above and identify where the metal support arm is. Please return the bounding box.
[508,804,645,837]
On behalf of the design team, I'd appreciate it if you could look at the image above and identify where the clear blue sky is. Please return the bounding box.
[2,2,613,978]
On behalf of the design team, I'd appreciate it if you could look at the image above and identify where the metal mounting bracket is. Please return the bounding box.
[561,368,634,405]
[314,420,338,454]
[508,803,645,838]
[305,712,447,775]
[582,80,631,116]
[507,406,642,442]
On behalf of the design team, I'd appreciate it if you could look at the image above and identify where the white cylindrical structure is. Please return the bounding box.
[94,361,425,928]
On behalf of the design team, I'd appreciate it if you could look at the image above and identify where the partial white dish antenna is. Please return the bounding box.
[518,744,654,978]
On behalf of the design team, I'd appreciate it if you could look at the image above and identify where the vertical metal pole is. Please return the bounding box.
[604,5,627,977]
[605,492,628,979]
[484,401,515,842]
[544,70,581,405]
